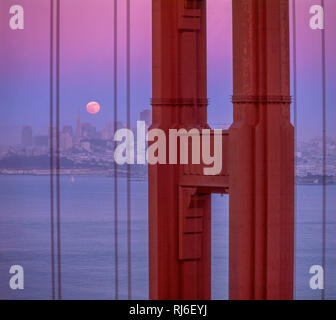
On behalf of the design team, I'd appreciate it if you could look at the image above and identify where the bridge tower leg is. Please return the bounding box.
[149,0,294,300]
[229,0,294,300]
[149,0,210,300]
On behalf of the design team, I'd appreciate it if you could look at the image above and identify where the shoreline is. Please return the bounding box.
[0,170,335,185]
[0,169,147,179]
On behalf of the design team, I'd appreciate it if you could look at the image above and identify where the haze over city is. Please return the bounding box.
[1,0,336,146]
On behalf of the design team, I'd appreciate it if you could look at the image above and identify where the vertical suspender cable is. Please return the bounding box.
[114,0,119,300]
[56,0,62,300]
[126,0,132,300]
[49,0,56,301]
[292,0,297,300]
[321,0,327,301]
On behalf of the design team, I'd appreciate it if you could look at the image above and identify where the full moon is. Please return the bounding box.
[86,101,101,114]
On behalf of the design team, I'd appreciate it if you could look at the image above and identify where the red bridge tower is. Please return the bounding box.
[149,0,294,300]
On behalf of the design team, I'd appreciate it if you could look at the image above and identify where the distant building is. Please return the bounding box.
[63,125,73,136]
[80,140,91,152]
[21,126,33,147]
[102,122,114,140]
[74,109,82,144]
[115,121,126,130]
[61,132,73,151]
[48,126,57,148]
[140,109,152,127]
[81,123,97,139]
[33,135,49,148]
[95,131,102,140]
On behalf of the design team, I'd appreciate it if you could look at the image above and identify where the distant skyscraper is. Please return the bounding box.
[74,109,81,144]
[102,121,114,140]
[63,125,73,136]
[115,121,125,130]
[140,109,152,127]
[21,126,33,147]
[61,132,73,151]
[81,123,97,139]
[102,121,125,140]
[33,135,49,148]
[48,126,57,148]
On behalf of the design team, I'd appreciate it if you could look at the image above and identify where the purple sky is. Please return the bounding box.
[0,0,335,145]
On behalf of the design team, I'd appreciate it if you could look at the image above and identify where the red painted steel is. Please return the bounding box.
[229,0,294,300]
[149,0,213,300]
[149,0,294,300]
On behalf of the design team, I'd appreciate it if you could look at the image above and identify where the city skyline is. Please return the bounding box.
[18,107,152,147]
[0,107,153,148]
[2,120,336,181]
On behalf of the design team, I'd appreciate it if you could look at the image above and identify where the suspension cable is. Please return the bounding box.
[114,0,119,300]
[49,0,56,301]
[126,0,132,300]
[56,0,62,300]
[321,0,327,301]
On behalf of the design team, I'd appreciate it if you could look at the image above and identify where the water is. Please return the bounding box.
[0,175,335,300]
